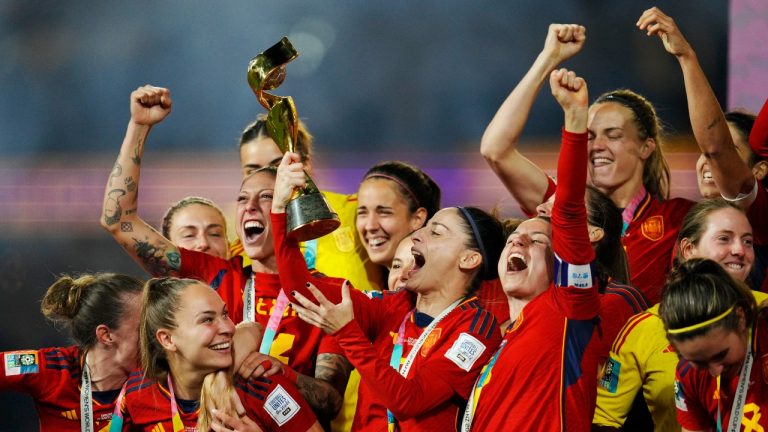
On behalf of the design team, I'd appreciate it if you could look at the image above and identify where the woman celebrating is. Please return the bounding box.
[0,273,143,431]
[480,23,692,304]
[119,277,322,431]
[273,153,504,430]
[161,196,230,260]
[661,258,767,431]
[464,67,599,431]
[594,198,761,431]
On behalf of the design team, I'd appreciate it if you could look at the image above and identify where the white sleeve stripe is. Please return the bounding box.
[553,253,593,289]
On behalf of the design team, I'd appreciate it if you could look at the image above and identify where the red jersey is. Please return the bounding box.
[179,249,324,376]
[475,278,510,326]
[469,129,600,432]
[120,370,317,431]
[675,314,768,431]
[621,194,693,304]
[595,281,650,365]
[0,346,118,431]
[273,212,502,431]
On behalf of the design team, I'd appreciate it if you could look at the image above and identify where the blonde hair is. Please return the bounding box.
[197,371,242,432]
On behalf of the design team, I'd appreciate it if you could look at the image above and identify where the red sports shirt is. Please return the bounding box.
[120,370,317,431]
[179,249,324,376]
[1,346,118,431]
[273,212,502,431]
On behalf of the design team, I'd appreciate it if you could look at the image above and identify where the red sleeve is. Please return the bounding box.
[239,374,318,432]
[748,184,768,245]
[552,128,594,265]
[334,308,501,420]
[271,211,392,336]
[317,334,343,356]
[750,97,768,159]
[0,349,44,398]
[674,360,713,430]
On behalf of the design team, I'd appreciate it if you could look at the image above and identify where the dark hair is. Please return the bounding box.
[363,161,441,220]
[161,196,227,239]
[239,114,313,163]
[660,258,756,342]
[139,277,199,381]
[673,199,745,268]
[586,185,630,287]
[41,273,144,349]
[725,110,760,166]
[456,206,505,292]
[593,89,670,201]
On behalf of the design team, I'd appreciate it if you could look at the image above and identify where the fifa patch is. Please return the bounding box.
[264,384,300,426]
[674,381,688,412]
[444,333,486,372]
[641,215,664,241]
[598,357,620,393]
[4,351,39,376]
[332,226,356,253]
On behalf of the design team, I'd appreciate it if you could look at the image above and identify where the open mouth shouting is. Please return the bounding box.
[243,220,265,243]
[507,253,528,272]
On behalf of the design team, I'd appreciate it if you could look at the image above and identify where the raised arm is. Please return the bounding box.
[100,85,181,277]
[638,7,755,205]
[481,24,585,215]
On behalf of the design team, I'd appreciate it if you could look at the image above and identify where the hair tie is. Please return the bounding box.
[667,306,734,335]
[457,207,490,278]
[365,174,420,208]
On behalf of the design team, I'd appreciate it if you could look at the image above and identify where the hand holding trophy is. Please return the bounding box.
[247,37,340,241]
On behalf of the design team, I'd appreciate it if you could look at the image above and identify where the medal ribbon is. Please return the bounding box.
[621,185,647,236]
[166,375,185,432]
[386,297,465,432]
[717,328,754,432]
[80,358,93,432]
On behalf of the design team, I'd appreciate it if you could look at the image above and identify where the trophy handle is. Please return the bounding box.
[247,37,340,241]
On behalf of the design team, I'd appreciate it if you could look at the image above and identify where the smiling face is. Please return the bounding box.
[388,236,415,291]
[167,203,229,260]
[498,218,553,300]
[356,178,423,267]
[405,208,478,293]
[162,282,236,375]
[681,207,754,282]
[240,137,283,178]
[235,171,275,263]
[673,325,747,378]
[588,102,650,199]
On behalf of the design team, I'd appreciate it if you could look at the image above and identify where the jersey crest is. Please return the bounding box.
[641,215,664,241]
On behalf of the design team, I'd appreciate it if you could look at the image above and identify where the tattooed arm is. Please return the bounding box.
[292,353,351,422]
[100,85,181,277]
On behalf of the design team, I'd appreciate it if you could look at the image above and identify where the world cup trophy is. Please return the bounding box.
[247,37,340,241]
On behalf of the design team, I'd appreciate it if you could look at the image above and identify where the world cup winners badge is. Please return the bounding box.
[4,351,39,376]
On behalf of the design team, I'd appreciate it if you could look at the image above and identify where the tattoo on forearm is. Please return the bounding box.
[125,176,137,193]
[121,222,133,232]
[103,189,126,226]
[125,208,137,215]
[315,353,353,396]
[131,140,142,166]
[296,374,342,419]
[108,162,122,188]
[133,239,180,276]
[706,116,722,130]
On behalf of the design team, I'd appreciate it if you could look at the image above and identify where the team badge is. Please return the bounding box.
[598,357,621,393]
[641,215,664,241]
[421,328,442,357]
[4,351,39,376]
[445,333,486,371]
[264,384,301,426]
[332,226,355,253]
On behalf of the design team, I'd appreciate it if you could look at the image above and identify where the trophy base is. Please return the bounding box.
[286,193,341,242]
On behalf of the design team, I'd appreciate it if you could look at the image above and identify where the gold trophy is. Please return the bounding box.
[247,37,340,241]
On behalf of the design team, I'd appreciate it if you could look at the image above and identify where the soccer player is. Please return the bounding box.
[274,151,505,430]
[161,196,230,260]
[480,23,693,304]
[594,199,761,431]
[0,273,143,431]
[662,258,768,431]
[118,277,322,431]
[464,67,599,431]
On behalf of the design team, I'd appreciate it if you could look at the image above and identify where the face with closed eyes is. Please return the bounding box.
[497,218,553,300]
[672,321,747,378]
[235,171,276,264]
[167,203,229,260]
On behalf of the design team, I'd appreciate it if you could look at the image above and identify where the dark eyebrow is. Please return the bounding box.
[196,310,216,318]
[267,156,283,167]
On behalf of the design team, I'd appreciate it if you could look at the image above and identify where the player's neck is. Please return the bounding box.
[507,297,530,325]
[167,367,204,401]
[250,254,278,274]
[606,177,644,209]
[84,347,129,392]
[415,289,464,318]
